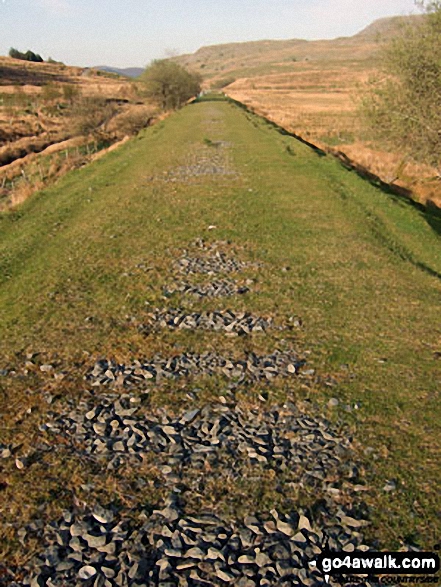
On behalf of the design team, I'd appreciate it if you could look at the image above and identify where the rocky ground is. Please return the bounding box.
[0,237,375,587]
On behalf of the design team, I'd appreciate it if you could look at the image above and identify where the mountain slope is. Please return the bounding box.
[174,14,423,84]
[353,14,424,39]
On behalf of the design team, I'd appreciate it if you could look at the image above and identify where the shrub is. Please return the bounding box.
[140,60,202,110]
[62,84,80,103]
[41,83,61,102]
[107,105,156,137]
[70,97,118,140]
[48,57,64,65]
[360,2,441,173]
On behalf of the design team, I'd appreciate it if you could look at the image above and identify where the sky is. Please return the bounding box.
[0,0,420,68]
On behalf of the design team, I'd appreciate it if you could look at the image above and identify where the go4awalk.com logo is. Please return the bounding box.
[313,551,440,584]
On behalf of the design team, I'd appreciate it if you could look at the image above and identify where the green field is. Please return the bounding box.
[1,95,440,567]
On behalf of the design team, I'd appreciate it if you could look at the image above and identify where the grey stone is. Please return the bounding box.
[78,565,97,580]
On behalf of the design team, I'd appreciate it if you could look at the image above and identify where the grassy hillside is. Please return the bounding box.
[0,55,132,97]
[175,15,422,84]
[0,56,156,210]
[1,96,440,571]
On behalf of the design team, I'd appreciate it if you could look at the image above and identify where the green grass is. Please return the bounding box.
[0,95,440,560]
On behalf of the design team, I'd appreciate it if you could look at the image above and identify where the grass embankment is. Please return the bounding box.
[0,56,155,210]
[0,95,440,562]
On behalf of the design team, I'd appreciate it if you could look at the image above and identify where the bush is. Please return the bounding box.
[360,2,441,173]
[115,107,154,135]
[48,57,64,65]
[11,85,28,108]
[41,83,61,102]
[140,60,202,110]
[62,84,80,103]
[70,97,118,140]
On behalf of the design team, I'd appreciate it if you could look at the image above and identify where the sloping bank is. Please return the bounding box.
[0,112,170,211]
[224,92,441,213]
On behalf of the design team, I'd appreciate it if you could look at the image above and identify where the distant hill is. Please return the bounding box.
[173,14,423,85]
[93,15,422,86]
[95,66,144,78]
[353,14,424,39]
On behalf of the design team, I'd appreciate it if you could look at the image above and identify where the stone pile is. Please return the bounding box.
[7,239,374,587]
[42,398,356,491]
[86,351,304,388]
[172,239,258,277]
[20,501,370,587]
[159,143,239,184]
[164,240,255,300]
[165,160,239,181]
[12,394,371,586]
[163,280,250,299]
[141,309,273,336]
[175,251,253,277]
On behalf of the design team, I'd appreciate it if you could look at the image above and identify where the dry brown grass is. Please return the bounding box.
[0,145,88,210]
[176,15,424,86]
[0,55,139,150]
[226,64,368,139]
[0,56,159,210]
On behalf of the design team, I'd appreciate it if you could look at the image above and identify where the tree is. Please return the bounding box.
[9,48,22,60]
[140,59,202,110]
[9,47,43,62]
[360,2,441,174]
[24,50,43,63]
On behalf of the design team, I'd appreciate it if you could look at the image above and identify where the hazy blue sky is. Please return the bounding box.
[0,0,419,68]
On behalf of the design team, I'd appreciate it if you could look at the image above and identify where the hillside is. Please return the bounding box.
[175,15,423,84]
[354,14,425,39]
[0,96,440,581]
[95,65,144,78]
[0,56,156,209]
[0,55,137,153]
[0,56,132,92]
